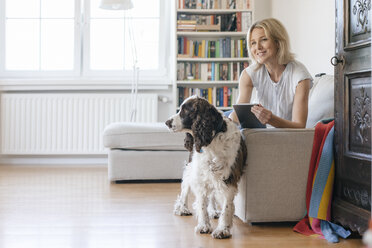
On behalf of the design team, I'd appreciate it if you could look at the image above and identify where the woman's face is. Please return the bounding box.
[250,28,278,64]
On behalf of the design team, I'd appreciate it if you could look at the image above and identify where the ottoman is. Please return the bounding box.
[103,122,189,182]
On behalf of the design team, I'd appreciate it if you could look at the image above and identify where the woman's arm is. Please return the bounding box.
[251,79,311,128]
[229,70,254,123]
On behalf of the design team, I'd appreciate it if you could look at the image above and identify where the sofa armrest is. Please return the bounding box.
[235,128,315,223]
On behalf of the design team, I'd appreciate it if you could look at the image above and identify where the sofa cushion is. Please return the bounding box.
[108,149,187,181]
[103,122,185,150]
[306,75,334,128]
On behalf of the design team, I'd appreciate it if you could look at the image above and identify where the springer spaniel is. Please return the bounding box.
[165,95,247,239]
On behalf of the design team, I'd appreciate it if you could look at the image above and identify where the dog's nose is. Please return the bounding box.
[165,119,173,128]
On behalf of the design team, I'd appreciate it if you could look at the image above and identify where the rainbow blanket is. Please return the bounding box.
[293,120,351,243]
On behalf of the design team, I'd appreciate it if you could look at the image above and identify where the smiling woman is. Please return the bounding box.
[229,18,313,129]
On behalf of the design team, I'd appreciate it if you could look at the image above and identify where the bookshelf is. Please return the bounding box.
[174,0,254,111]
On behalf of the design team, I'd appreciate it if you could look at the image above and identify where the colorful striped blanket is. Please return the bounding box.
[293,119,351,243]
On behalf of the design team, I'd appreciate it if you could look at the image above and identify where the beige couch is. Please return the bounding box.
[103,74,334,223]
[234,74,334,223]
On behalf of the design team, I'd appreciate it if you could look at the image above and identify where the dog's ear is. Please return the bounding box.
[190,97,226,153]
[184,133,194,152]
[210,106,227,134]
[192,114,214,153]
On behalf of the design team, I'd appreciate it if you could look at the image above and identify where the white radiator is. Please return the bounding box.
[1,93,158,155]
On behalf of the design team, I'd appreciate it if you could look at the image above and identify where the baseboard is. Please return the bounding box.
[0,155,108,166]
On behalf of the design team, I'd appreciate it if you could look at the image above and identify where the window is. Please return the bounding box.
[0,0,167,79]
[1,0,78,76]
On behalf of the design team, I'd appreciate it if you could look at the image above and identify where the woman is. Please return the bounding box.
[229,18,312,128]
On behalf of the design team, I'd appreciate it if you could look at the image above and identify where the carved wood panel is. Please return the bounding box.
[348,76,371,155]
[348,0,371,46]
[341,180,371,210]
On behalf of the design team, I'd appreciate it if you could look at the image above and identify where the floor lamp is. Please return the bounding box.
[99,0,139,122]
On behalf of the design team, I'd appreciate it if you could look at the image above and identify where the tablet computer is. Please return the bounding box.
[233,104,266,128]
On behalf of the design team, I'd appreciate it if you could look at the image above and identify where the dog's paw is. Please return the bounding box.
[211,227,231,239]
[174,206,192,216]
[174,201,192,216]
[208,209,220,219]
[195,224,213,234]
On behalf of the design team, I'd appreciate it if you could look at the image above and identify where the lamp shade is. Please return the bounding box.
[99,0,133,10]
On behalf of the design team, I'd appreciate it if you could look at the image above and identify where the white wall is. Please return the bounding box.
[271,0,335,76]
[253,0,271,21]
[158,89,174,121]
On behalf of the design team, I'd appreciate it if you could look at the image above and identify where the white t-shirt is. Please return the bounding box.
[245,60,313,122]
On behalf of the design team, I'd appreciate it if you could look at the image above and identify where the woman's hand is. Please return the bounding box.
[251,104,272,124]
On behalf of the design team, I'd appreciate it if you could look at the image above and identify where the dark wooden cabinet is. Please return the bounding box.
[333,0,371,235]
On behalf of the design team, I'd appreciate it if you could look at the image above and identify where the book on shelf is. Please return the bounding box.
[177,37,247,58]
[195,63,200,80]
[177,26,196,31]
[195,24,221,31]
[177,13,240,32]
[215,40,220,57]
[198,43,202,57]
[178,0,251,9]
[238,39,242,57]
[228,0,236,9]
[178,86,239,108]
[184,0,196,9]
[232,40,238,58]
[236,0,250,9]
[235,11,252,32]
[233,62,238,80]
[225,13,237,31]
[177,63,185,80]
[177,61,249,81]
[208,88,213,103]
[226,37,231,57]
[236,0,243,9]
[184,38,188,55]
[177,14,220,25]
[185,63,193,79]
[177,20,197,24]
[201,40,206,58]
[236,12,241,32]
[242,39,247,57]
[209,41,216,57]
[223,86,228,107]
[220,63,228,80]
[241,11,252,32]
[201,63,208,81]
[214,62,219,80]
[196,0,202,9]
[220,14,236,32]
[205,40,209,57]
[207,63,212,80]
[211,62,215,80]
[221,38,226,58]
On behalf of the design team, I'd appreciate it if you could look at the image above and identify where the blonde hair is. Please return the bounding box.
[247,18,295,66]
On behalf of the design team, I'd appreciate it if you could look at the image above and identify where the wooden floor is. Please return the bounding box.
[0,165,363,248]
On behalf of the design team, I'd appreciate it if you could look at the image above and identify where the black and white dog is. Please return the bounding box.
[165,95,247,239]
